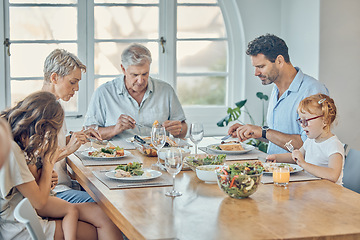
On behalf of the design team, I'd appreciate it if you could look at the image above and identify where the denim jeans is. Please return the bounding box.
[56,189,95,203]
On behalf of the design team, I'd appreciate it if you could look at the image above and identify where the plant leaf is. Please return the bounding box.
[235,99,247,109]
[256,92,264,99]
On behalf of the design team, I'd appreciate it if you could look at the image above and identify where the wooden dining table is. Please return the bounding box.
[67,138,360,240]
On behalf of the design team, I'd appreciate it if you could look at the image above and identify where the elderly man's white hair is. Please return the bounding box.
[121,43,152,70]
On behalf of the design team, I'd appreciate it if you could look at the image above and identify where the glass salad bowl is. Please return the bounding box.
[216,162,263,199]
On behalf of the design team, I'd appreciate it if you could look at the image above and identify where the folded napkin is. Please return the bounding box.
[74,151,142,166]
[92,170,173,189]
[110,139,136,150]
[198,147,267,161]
[261,171,321,184]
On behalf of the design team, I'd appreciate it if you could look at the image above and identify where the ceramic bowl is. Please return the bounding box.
[196,165,223,184]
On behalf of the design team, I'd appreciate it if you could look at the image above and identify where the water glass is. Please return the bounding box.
[151,124,166,170]
[190,123,204,155]
[83,115,99,151]
[164,148,183,197]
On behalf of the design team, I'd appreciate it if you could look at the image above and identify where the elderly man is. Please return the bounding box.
[228,34,328,154]
[85,43,187,140]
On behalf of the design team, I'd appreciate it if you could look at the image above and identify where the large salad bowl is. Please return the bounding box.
[216,162,263,199]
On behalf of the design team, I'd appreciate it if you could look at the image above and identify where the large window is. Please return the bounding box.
[1,0,243,134]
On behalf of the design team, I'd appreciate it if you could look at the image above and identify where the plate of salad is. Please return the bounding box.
[105,162,162,181]
[184,154,226,171]
[82,146,131,159]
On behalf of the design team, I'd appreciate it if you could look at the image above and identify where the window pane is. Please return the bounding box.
[60,94,78,113]
[95,0,158,3]
[177,41,227,73]
[11,81,79,112]
[177,0,217,3]
[177,6,225,38]
[10,7,77,41]
[177,76,226,106]
[95,6,158,39]
[95,77,115,90]
[10,80,43,106]
[10,0,76,3]
[95,42,159,76]
[10,44,77,78]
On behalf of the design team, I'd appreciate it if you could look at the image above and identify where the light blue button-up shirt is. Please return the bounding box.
[85,76,186,140]
[266,67,329,154]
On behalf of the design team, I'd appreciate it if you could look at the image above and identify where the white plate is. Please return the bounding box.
[207,143,255,154]
[262,163,303,174]
[105,169,162,181]
[81,150,131,159]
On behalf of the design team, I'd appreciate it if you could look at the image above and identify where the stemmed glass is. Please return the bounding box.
[83,115,99,152]
[190,123,204,155]
[151,124,166,170]
[164,148,183,197]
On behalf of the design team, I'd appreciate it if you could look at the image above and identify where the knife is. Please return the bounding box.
[134,135,147,145]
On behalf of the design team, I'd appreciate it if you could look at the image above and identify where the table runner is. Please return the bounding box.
[199,147,267,161]
[92,170,173,189]
[74,151,142,166]
[261,171,320,184]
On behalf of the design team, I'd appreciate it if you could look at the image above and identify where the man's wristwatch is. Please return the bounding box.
[262,126,270,139]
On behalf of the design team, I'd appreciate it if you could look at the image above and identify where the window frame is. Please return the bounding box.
[1,0,244,135]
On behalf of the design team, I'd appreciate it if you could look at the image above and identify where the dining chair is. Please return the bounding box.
[13,198,46,240]
[342,148,360,194]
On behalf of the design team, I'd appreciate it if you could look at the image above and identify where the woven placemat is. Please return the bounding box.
[198,147,267,161]
[92,170,173,189]
[261,171,321,184]
[74,151,142,166]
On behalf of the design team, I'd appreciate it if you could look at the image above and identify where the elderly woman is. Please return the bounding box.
[42,49,101,203]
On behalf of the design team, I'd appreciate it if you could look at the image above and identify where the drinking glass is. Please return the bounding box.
[190,123,204,155]
[164,148,183,197]
[273,165,290,187]
[83,115,99,152]
[151,124,166,170]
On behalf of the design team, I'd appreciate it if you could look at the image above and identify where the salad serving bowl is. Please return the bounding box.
[216,162,263,199]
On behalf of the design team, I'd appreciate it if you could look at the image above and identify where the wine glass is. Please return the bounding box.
[190,123,204,155]
[83,115,99,152]
[151,124,166,170]
[164,148,183,197]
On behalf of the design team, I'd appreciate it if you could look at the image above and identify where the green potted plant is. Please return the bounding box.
[217,92,269,153]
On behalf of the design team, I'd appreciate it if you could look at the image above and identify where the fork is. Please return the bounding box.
[284,140,294,153]
[284,140,299,162]
[221,134,232,141]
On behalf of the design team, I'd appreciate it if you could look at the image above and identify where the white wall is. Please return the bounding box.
[234,0,281,125]
[234,0,358,150]
[319,0,360,149]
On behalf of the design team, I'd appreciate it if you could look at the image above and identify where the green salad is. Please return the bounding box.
[217,162,263,199]
[186,154,226,168]
[115,162,144,176]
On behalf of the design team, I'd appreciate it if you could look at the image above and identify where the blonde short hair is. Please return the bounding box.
[43,49,86,83]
